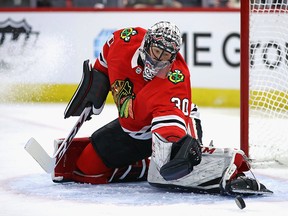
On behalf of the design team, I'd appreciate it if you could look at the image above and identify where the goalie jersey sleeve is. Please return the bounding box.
[93,27,193,143]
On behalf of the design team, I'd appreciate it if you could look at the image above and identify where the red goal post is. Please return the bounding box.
[240,1,288,166]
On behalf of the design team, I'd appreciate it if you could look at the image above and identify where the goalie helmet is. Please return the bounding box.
[140,21,182,81]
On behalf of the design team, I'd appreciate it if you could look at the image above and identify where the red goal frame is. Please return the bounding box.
[240,0,250,157]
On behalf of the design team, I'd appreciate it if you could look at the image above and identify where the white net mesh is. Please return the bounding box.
[249,0,288,165]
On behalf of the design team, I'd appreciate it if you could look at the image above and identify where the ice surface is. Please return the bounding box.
[0,103,287,216]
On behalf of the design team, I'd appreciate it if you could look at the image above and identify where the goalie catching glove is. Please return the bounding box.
[64,60,110,119]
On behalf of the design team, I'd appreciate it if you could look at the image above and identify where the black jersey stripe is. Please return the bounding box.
[152,118,186,128]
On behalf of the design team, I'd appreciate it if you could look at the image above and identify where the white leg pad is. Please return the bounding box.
[148,146,237,191]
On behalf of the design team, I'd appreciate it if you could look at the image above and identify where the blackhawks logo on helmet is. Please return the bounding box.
[120,28,138,42]
[111,79,135,119]
[168,69,184,84]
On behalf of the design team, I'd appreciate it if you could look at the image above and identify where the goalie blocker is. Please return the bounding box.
[64,60,110,119]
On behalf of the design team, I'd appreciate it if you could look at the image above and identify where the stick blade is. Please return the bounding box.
[24,137,55,174]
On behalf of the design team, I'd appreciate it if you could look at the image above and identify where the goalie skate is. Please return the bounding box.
[222,174,273,196]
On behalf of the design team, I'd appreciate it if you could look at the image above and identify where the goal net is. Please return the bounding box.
[241,1,288,166]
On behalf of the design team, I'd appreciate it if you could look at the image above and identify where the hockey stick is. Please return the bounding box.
[24,106,92,173]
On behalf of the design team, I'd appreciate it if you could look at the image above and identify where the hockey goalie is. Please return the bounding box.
[52,21,272,196]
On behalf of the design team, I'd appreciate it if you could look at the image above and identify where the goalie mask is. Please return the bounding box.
[140,21,182,81]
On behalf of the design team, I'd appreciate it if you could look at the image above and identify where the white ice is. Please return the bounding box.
[0,103,287,216]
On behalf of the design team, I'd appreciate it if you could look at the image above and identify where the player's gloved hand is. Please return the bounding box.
[160,135,202,181]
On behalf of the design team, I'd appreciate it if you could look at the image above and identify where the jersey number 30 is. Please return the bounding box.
[171,97,189,116]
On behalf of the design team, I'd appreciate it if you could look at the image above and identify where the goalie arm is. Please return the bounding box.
[64,60,110,119]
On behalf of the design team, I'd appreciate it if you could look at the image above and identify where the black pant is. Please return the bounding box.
[90,118,152,168]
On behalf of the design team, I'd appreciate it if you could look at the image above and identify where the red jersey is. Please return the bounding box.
[93,27,192,142]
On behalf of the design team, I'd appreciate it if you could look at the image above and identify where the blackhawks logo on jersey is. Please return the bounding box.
[120,28,138,42]
[168,69,185,84]
[111,79,135,119]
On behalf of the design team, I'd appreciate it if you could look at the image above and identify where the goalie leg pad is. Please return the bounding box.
[220,149,251,191]
[53,136,150,184]
[220,150,273,195]
[64,60,110,118]
[109,158,150,183]
[71,158,150,184]
[76,142,113,175]
[148,147,244,193]
[52,137,91,182]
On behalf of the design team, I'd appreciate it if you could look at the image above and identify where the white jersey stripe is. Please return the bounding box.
[122,115,187,140]
[122,125,152,140]
[98,51,108,68]
[151,122,187,134]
